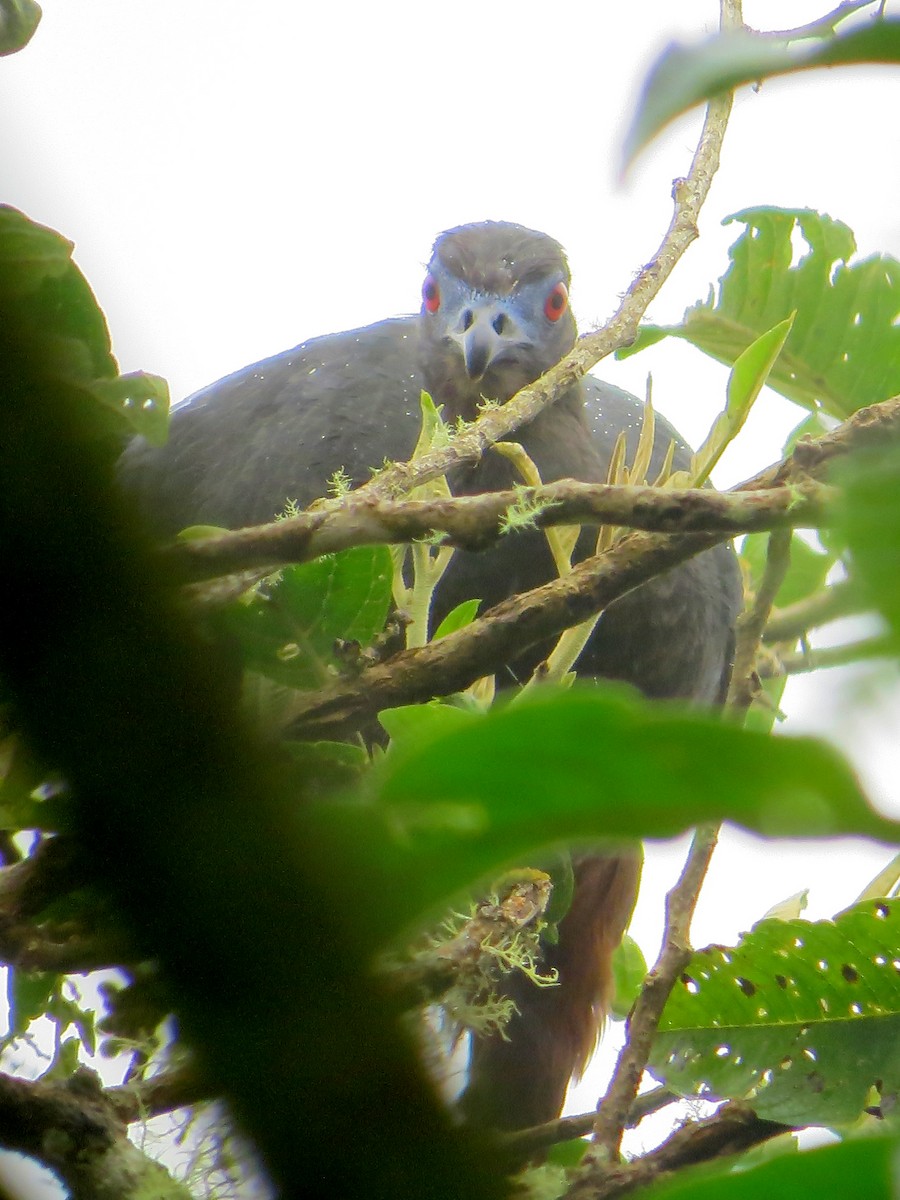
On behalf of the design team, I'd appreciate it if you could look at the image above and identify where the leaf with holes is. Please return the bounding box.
[649,898,900,1125]
[220,545,393,690]
[618,208,900,420]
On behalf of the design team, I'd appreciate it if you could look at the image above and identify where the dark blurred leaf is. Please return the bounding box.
[0,733,66,831]
[48,991,97,1058]
[651,898,900,1125]
[222,545,393,690]
[619,208,900,419]
[7,970,59,1039]
[0,205,170,454]
[0,247,495,1200]
[625,18,900,164]
[283,740,369,801]
[0,0,41,56]
[838,445,900,644]
[636,1135,895,1200]
[93,370,171,445]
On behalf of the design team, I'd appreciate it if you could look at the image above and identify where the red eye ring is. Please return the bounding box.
[422,274,441,314]
[544,281,568,322]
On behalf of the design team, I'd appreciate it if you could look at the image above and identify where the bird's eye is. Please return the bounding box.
[543,281,568,322]
[422,275,441,314]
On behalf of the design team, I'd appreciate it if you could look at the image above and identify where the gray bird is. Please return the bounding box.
[119,221,742,1130]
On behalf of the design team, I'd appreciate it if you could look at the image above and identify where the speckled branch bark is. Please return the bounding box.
[164,481,834,586]
[0,1070,193,1200]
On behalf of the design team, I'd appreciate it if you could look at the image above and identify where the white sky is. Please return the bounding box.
[4,0,900,1135]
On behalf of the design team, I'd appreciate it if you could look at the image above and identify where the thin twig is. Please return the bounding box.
[580,824,719,1170]
[500,1088,677,1161]
[752,0,877,41]
[727,529,793,713]
[763,578,865,643]
[106,1064,210,1123]
[759,635,894,678]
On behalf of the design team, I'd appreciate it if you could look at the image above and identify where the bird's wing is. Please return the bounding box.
[118,317,425,534]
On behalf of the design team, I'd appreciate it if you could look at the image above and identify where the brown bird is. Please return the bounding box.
[119,221,741,1130]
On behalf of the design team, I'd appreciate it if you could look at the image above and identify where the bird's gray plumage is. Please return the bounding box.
[119,221,742,1127]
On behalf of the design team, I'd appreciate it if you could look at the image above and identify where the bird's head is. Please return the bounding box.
[418,222,577,421]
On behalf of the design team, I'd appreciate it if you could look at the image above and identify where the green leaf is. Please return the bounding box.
[650,898,900,1125]
[91,370,171,445]
[726,315,795,426]
[740,531,834,610]
[48,991,97,1058]
[379,687,888,843]
[0,205,171,451]
[0,0,41,56]
[837,444,900,644]
[43,1035,82,1080]
[0,205,116,381]
[635,1135,895,1200]
[221,545,393,690]
[624,19,900,164]
[432,599,481,640]
[0,733,68,832]
[610,933,648,1020]
[7,970,60,1039]
[691,315,795,485]
[321,688,893,943]
[378,700,479,748]
[618,208,900,419]
[282,740,369,801]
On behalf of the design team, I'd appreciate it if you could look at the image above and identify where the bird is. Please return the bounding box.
[119,221,742,1131]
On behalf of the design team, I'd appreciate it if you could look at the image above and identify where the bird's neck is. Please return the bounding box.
[447,386,604,496]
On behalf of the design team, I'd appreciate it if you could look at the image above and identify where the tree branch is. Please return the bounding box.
[383,874,552,1010]
[752,0,877,41]
[759,635,894,678]
[281,396,900,740]
[763,578,865,643]
[0,1069,193,1200]
[500,1088,677,1161]
[566,1101,789,1200]
[582,825,719,1169]
[0,838,136,973]
[107,1064,210,1124]
[163,481,834,586]
[727,528,792,713]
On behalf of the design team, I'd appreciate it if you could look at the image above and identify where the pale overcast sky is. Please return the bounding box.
[4,0,900,1135]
